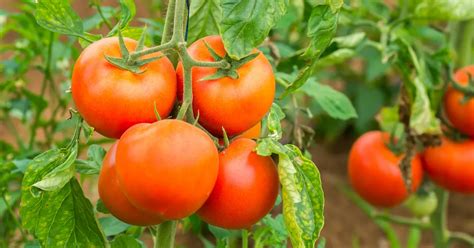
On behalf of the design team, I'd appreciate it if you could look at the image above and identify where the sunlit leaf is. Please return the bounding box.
[188,0,221,43]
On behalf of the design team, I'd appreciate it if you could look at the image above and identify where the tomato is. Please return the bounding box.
[98,142,162,226]
[444,65,474,137]
[197,138,279,229]
[422,137,474,194]
[405,192,438,217]
[348,131,423,207]
[176,35,275,137]
[237,122,261,140]
[72,37,177,139]
[115,119,219,220]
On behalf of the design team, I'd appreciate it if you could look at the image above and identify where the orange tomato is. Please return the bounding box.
[444,65,474,137]
[176,35,275,137]
[98,142,162,226]
[198,138,279,229]
[423,137,474,194]
[72,37,177,138]
[348,131,423,207]
[115,120,219,220]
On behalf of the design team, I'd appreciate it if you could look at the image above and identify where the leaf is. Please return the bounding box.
[313,48,356,68]
[31,146,77,192]
[333,32,366,48]
[281,5,339,97]
[219,0,288,59]
[414,0,474,21]
[110,235,144,248]
[409,77,441,135]
[266,104,285,140]
[302,80,357,120]
[303,5,339,59]
[108,0,136,36]
[307,0,344,12]
[188,0,221,43]
[20,179,106,247]
[35,0,84,37]
[256,139,324,248]
[96,199,110,214]
[76,145,105,175]
[99,216,130,236]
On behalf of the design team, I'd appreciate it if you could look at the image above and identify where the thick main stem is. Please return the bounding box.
[431,188,449,248]
[154,221,177,248]
[458,19,474,67]
[161,0,176,44]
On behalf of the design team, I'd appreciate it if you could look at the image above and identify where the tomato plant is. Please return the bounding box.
[1,0,473,247]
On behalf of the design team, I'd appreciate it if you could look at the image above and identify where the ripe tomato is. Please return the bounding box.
[422,137,474,194]
[98,142,162,226]
[444,65,474,137]
[197,138,279,229]
[348,131,423,207]
[237,122,261,140]
[115,119,219,220]
[72,37,177,139]
[176,35,275,137]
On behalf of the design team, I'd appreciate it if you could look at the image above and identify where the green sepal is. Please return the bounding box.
[201,42,259,81]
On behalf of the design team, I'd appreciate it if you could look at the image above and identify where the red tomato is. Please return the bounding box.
[444,65,474,137]
[197,138,279,229]
[348,131,423,207]
[98,142,162,226]
[218,122,261,146]
[176,35,275,137]
[72,37,177,139]
[115,119,219,220]
[422,137,474,194]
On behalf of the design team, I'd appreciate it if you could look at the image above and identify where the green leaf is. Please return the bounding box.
[96,199,110,214]
[99,216,130,236]
[333,32,366,48]
[188,0,222,43]
[303,5,339,59]
[313,48,356,68]
[307,0,344,12]
[110,234,144,248]
[108,0,136,36]
[208,225,240,239]
[35,0,84,37]
[377,106,403,134]
[31,146,77,192]
[414,0,474,21]
[266,104,285,140]
[281,5,339,97]
[256,139,324,248]
[409,77,441,135]
[76,145,105,175]
[302,80,357,120]
[20,179,106,247]
[219,0,288,59]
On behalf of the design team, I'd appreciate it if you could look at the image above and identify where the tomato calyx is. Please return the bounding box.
[104,30,165,74]
[448,68,474,103]
[200,41,259,81]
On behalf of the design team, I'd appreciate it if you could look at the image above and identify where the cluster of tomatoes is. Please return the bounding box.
[348,66,474,209]
[71,35,280,228]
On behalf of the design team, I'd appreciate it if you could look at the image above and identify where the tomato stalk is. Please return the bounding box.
[457,19,474,67]
[154,221,177,248]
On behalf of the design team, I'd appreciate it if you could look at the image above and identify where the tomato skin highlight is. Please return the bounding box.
[422,137,474,194]
[444,65,474,137]
[98,142,162,226]
[197,138,279,229]
[72,37,177,139]
[176,35,275,137]
[348,131,423,207]
[115,120,219,220]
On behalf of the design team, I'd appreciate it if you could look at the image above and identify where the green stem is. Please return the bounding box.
[242,230,249,248]
[93,1,112,29]
[128,42,175,60]
[161,0,176,44]
[406,226,421,248]
[448,231,474,246]
[154,221,177,248]
[29,32,54,150]
[2,194,27,241]
[458,19,474,67]
[373,212,431,229]
[431,188,449,248]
